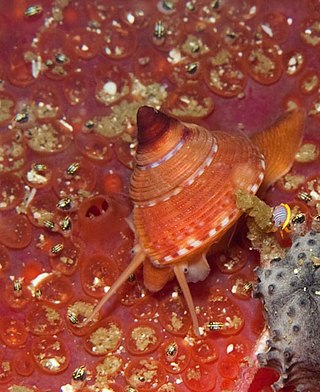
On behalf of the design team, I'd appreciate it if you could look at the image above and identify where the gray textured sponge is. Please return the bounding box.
[255,231,320,391]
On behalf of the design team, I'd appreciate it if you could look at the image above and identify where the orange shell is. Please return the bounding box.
[130,106,265,265]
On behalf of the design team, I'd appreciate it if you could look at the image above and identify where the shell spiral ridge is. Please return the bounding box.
[131,107,265,264]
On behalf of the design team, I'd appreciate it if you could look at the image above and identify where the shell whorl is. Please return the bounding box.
[132,106,218,205]
[131,107,265,265]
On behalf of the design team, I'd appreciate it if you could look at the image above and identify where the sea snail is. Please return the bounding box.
[84,106,305,336]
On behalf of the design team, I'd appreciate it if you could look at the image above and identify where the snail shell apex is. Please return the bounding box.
[130,106,265,265]
[136,105,171,146]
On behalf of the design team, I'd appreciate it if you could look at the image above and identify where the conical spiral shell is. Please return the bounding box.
[130,106,265,265]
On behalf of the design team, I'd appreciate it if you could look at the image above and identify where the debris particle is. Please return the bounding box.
[235,189,273,231]
[295,143,319,163]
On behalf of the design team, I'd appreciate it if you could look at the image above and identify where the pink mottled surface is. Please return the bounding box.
[0,1,319,391]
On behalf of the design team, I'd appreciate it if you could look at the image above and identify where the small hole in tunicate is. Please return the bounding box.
[268,284,275,294]
[284,348,293,362]
[86,205,101,218]
[276,271,284,279]
[287,306,295,317]
[292,325,300,333]
[294,242,300,248]
[266,339,272,348]
[308,239,316,246]
[299,297,308,307]
[184,267,189,274]
[298,252,306,260]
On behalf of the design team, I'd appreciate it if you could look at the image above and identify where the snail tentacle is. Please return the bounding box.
[174,263,201,337]
[82,247,145,326]
[125,214,135,232]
